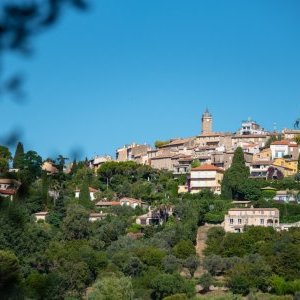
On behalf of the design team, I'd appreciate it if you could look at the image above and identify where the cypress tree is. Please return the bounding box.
[13,142,24,169]
[221,147,249,200]
[79,181,92,209]
[70,159,78,175]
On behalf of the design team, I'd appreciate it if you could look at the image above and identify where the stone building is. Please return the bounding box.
[201,109,213,134]
[238,118,267,135]
[224,207,279,233]
[116,143,151,162]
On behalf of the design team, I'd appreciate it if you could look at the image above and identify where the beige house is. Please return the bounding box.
[195,132,225,148]
[89,212,108,222]
[89,155,112,171]
[42,161,58,174]
[116,143,151,162]
[34,212,48,222]
[253,148,272,161]
[282,129,300,140]
[189,164,224,194]
[158,137,195,152]
[224,208,279,233]
[172,154,193,175]
[149,151,175,170]
[178,185,189,194]
[231,134,272,149]
[120,197,147,209]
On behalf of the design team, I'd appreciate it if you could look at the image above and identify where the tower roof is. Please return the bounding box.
[203,108,212,118]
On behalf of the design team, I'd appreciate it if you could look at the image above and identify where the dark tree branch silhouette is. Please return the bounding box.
[0,0,88,146]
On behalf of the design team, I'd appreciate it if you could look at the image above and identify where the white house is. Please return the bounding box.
[270,140,298,160]
[273,190,297,203]
[238,119,267,135]
[75,187,99,200]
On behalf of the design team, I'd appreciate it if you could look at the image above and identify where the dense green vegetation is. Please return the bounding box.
[1,144,300,299]
[204,226,300,297]
[0,143,229,299]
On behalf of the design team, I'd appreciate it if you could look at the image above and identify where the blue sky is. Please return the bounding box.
[3,0,300,159]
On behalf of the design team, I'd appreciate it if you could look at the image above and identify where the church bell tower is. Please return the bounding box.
[201,109,213,134]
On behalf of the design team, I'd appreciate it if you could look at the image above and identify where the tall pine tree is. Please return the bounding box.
[13,142,24,169]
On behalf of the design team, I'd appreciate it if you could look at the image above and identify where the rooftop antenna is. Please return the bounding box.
[273,122,277,132]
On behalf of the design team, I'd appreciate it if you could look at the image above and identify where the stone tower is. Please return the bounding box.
[201,109,213,134]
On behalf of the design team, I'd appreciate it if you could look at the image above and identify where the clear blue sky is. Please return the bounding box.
[3,0,300,159]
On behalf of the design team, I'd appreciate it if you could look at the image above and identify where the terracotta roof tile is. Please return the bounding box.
[191,164,224,172]
[0,189,17,195]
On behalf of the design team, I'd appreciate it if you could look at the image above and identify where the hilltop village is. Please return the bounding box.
[0,110,300,299]
[90,109,300,196]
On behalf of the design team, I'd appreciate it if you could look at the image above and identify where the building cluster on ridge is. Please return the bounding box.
[87,109,300,197]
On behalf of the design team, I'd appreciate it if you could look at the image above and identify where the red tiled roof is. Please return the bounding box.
[0,189,16,195]
[191,164,224,172]
[160,138,193,147]
[150,152,175,159]
[95,201,120,206]
[120,197,143,204]
[271,140,297,146]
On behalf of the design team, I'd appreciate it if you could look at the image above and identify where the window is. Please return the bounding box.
[260,219,264,225]
[230,218,234,224]
[238,219,242,224]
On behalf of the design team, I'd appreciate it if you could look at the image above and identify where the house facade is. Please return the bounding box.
[0,179,21,200]
[120,197,147,209]
[224,208,280,233]
[34,212,48,222]
[250,161,272,178]
[116,143,151,162]
[270,140,299,160]
[238,119,267,135]
[75,187,99,201]
[189,164,224,194]
[273,190,298,203]
[272,158,298,176]
[89,212,108,222]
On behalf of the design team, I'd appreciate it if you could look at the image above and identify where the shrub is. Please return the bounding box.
[173,240,196,259]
